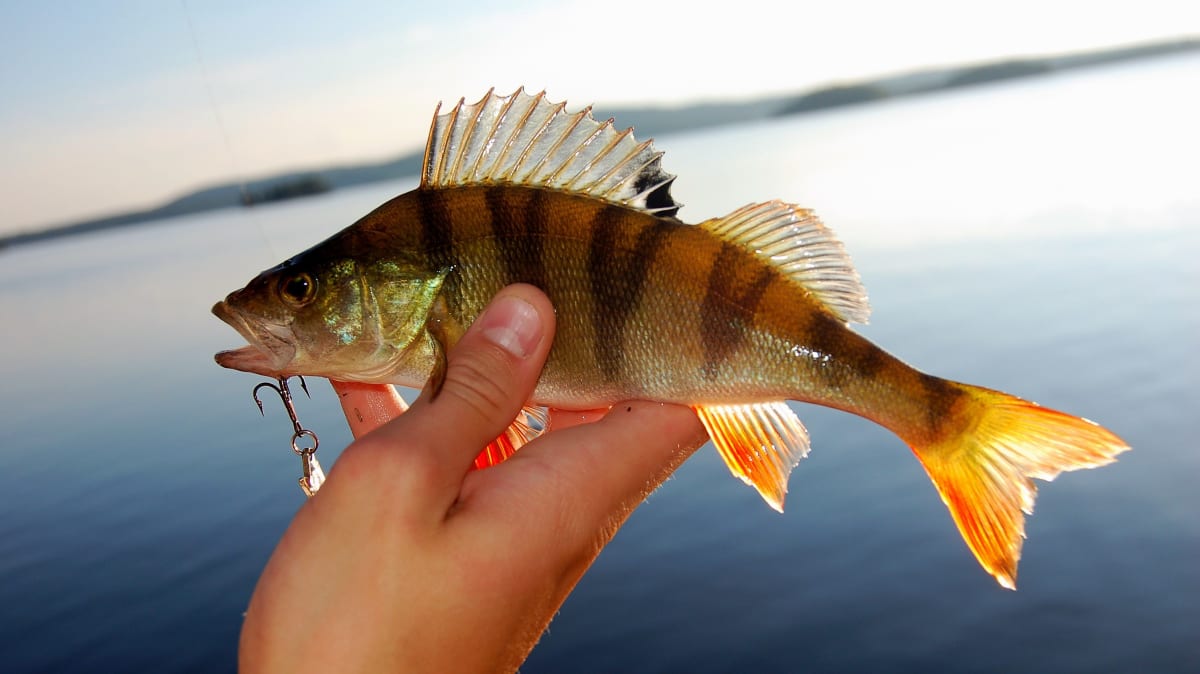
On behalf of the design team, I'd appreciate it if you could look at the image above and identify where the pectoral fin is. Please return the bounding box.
[693,401,811,511]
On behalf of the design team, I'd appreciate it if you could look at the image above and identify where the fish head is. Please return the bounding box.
[213,247,446,382]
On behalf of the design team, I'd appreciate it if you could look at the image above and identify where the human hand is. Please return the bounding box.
[238,284,708,673]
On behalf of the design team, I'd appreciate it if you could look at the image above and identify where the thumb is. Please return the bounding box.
[354,284,555,504]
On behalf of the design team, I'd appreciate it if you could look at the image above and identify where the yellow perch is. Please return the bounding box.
[213,88,1128,588]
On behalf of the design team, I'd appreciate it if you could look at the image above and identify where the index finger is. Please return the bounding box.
[461,400,708,548]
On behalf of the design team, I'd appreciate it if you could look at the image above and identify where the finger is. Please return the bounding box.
[362,284,555,503]
[464,400,708,550]
[586,402,708,495]
[330,381,408,439]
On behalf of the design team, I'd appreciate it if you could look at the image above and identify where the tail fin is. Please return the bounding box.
[909,383,1129,589]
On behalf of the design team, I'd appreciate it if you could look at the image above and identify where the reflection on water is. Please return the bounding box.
[1,55,1197,672]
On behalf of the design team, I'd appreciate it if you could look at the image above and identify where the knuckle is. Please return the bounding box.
[334,432,450,530]
[339,429,439,490]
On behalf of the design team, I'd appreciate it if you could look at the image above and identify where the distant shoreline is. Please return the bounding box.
[3,36,1195,252]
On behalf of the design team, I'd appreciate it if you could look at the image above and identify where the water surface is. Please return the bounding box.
[1,55,1197,672]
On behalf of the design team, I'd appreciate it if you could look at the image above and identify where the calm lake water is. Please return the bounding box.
[2,55,1197,672]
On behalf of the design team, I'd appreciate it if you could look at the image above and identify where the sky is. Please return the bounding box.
[1,0,1196,235]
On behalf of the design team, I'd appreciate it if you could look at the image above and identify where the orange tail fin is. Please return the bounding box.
[910,383,1129,589]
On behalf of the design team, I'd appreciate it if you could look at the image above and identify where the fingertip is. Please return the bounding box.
[473,284,555,360]
[599,401,708,445]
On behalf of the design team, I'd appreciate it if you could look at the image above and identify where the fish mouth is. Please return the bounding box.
[212,300,298,376]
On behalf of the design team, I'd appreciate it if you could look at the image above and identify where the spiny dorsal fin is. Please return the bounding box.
[693,401,811,512]
[422,88,680,216]
[699,201,870,324]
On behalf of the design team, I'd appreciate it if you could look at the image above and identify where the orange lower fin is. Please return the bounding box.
[910,383,1129,589]
[694,402,811,511]
[472,405,549,470]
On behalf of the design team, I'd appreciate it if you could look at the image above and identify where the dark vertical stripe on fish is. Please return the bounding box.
[485,186,546,290]
[854,340,890,381]
[919,373,962,432]
[800,308,854,392]
[416,189,461,318]
[701,243,775,379]
[526,189,549,291]
[587,208,622,381]
[588,207,669,382]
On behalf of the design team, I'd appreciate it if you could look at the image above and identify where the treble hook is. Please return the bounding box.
[253,375,311,438]
[252,376,325,497]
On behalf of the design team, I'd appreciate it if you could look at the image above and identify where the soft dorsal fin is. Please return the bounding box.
[422,88,681,216]
[700,201,871,324]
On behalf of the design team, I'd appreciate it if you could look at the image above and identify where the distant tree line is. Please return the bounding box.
[944,60,1053,88]
[775,84,890,116]
[241,175,332,206]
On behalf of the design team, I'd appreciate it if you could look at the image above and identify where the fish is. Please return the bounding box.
[213,88,1129,589]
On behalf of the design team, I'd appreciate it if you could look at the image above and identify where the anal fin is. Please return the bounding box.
[472,405,549,470]
[693,401,811,511]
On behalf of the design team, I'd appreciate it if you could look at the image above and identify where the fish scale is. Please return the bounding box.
[214,88,1128,589]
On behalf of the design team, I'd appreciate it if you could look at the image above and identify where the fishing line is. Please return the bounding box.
[180,0,277,259]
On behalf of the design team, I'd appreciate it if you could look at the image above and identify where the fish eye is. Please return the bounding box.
[279,272,316,307]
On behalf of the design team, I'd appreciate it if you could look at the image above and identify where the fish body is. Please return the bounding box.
[214,89,1128,588]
